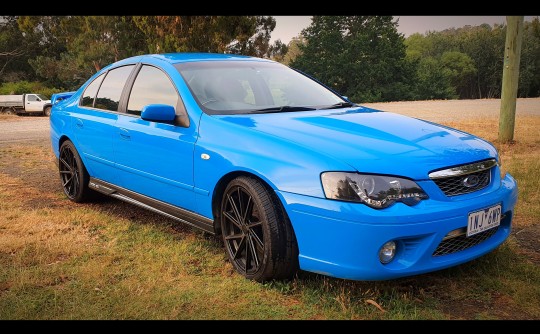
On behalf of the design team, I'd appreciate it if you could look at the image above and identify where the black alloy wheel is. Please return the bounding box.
[220,176,298,282]
[59,141,92,203]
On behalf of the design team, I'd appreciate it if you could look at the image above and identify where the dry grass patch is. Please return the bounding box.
[0,165,326,319]
[0,109,539,319]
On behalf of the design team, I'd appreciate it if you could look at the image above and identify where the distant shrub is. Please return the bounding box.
[0,81,63,99]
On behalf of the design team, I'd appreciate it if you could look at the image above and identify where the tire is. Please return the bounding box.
[59,140,93,203]
[44,106,52,117]
[220,176,299,282]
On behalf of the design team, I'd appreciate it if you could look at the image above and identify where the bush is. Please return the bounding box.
[0,81,63,99]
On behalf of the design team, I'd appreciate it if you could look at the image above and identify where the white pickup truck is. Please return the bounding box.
[0,94,53,116]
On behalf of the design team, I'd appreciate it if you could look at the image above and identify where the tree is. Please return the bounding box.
[282,35,305,65]
[228,16,277,57]
[19,16,146,89]
[458,24,506,98]
[267,40,288,62]
[291,16,415,102]
[440,51,476,99]
[414,57,456,100]
[132,16,276,57]
[0,16,38,82]
[518,17,540,97]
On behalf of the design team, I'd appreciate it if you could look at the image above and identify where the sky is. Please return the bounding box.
[271,16,538,44]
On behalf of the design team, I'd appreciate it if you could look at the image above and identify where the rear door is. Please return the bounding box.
[73,65,136,184]
[114,64,198,212]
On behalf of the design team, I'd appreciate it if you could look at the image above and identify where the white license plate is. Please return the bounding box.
[467,204,502,237]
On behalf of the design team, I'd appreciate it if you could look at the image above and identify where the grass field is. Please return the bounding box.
[0,110,539,319]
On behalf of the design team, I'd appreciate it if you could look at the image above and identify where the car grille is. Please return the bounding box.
[428,159,497,197]
[432,169,491,196]
[432,227,499,257]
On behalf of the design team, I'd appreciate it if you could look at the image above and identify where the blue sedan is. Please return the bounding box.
[50,53,518,282]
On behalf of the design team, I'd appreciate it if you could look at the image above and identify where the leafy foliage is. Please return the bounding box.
[0,80,62,98]
[0,16,40,82]
[2,16,279,90]
[291,16,415,102]
[285,16,540,102]
[282,36,305,65]
[2,15,540,101]
[403,19,540,99]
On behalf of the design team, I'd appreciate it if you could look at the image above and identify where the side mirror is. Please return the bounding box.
[141,104,176,123]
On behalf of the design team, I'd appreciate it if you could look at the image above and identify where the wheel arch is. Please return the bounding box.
[58,135,72,151]
[211,170,288,235]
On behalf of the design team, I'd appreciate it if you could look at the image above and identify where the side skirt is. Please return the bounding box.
[88,177,215,234]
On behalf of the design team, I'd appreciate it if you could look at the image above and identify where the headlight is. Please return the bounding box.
[321,172,428,209]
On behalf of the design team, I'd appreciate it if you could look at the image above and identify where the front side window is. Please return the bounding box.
[127,65,179,116]
[81,73,105,107]
[27,95,38,102]
[94,65,135,112]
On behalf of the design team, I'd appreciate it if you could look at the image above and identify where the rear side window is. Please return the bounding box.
[127,65,179,116]
[94,65,135,112]
[81,73,105,107]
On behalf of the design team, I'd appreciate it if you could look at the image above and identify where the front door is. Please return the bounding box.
[25,94,43,112]
[114,65,198,212]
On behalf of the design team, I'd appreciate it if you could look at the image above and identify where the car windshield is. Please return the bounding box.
[36,94,48,100]
[175,60,346,115]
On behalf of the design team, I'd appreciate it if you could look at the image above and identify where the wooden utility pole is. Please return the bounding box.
[499,16,524,143]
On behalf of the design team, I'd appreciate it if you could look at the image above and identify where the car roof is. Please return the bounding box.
[121,53,273,65]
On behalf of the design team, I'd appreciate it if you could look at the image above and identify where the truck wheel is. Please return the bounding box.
[44,106,52,117]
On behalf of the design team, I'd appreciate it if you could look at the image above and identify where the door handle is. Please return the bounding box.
[119,128,131,140]
[75,119,83,128]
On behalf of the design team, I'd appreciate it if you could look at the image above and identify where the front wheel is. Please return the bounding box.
[44,106,52,117]
[59,140,92,202]
[220,176,298,282]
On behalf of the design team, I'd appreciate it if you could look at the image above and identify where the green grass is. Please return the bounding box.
[1,116,539,319]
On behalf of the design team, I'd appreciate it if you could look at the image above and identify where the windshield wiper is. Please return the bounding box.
[325,102,356,109]
[248,106,317,114]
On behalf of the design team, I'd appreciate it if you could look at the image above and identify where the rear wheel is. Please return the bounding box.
[3,107,16,115]
[220,176,298,282]
[44,106,52,117]
[59,140,92,203]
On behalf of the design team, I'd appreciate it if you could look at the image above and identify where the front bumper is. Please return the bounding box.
[276,173,518,280]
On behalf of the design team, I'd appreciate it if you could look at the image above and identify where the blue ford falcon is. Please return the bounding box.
[50,53,518,282]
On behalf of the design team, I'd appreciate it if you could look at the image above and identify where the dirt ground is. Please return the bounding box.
[0,98,539,319]
[363,98,540,122]
[1,98,539,262]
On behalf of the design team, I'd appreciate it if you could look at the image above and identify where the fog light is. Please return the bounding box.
[379,241,396,264]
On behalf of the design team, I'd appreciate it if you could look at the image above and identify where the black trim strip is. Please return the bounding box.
[89,177,215,234]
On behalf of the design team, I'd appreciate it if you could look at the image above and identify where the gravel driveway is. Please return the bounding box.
[0,98,539,144]
[0,116,50,144]
[362,98,540,122]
